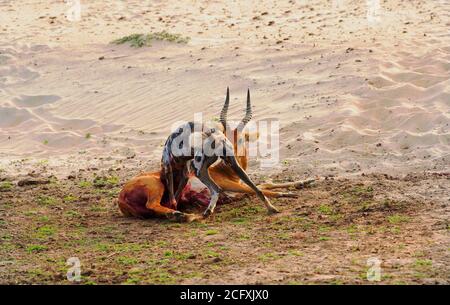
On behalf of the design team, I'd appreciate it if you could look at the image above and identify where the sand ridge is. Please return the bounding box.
[0,0,449,178]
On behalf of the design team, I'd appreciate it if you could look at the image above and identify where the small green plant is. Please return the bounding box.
[318,204,333,215]
[26,244,47,253]
[318,236,330,241]
[205,229,218,236]
[65,211,81,218]
[112,31,190,48]
[0,181,13,191]
[387,214,409,224]
[39,216,50,222]
[117,256,138,265]
[93,176,119,188]
[36,225,56,239]
[164,251,173,257]
[85,133,92,139]
[43,139,49,145]
[414,259,432,268]
[37,195,56,206]
[64,195,78,202]
[258,252,280,261]
[78,180,92,188]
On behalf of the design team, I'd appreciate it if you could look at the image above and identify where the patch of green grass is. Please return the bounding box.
[147,271,176,284]
[36,225,56,239]
[237,234,251,241]
[204,250,220,258]
[390,226,401,234]
[1,234,13,241]
[96,243,111,252]
[231,217,248,224]
[258,252,280,261]
[350,185,374,196]
[318,225,332,232]
[413,259,432,269]
[65,210,81,218]
[205,229,218,236]
[37,195,57,206]
[155,240,168,247]
[112,31,190,48]
[78,180,92,188]
[27,268,51,279]
[93,176,119,188]
[38,216,50,222]
[43,139,49,145]
[387,214,410,224]
[346,225,358,234]
[64,195,78,202]
[90,205,107,212]
[117,256,138,265]
[288,250,304,257]
[85,133,92,139]
[318,236,330,241]
[343,185,374,204]
[216,204,264,222]
[0,181,13,191]
[164,250,174,257]
[24,210,38,217]
[318,204,333,215]
[26,244,47,253]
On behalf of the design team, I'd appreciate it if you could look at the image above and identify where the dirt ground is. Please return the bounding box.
[1,0,449,285]
[1,166,448,284]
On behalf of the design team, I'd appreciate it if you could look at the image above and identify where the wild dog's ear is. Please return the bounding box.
[219,87,230,131]
[237,89,252,132]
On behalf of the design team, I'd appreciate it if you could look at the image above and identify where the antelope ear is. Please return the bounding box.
[245,131,260,141]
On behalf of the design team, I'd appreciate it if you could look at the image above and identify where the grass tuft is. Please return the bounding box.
[112,31,190,48]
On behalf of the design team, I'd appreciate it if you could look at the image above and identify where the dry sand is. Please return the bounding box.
[0,0,449,284]
[0,0,448,178]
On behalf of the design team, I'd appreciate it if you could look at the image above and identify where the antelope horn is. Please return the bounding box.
[237,89,252,131]
[219,87,230,130]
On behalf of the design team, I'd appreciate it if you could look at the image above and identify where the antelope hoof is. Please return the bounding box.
[168,200,178,210]
[203,209,213,218]
[280,192,298,198]
[267,206,280,214]
[170,211,190,223]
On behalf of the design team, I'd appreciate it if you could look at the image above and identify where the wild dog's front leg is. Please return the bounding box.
[174,164,190,203]
[225,156,279,214]
[161,162,177,209]
[193,155,222,217]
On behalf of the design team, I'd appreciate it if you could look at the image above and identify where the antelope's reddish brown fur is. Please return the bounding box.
[118,88,303,222]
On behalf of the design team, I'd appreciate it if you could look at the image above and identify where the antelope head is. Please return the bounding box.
[219,87,259,171]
